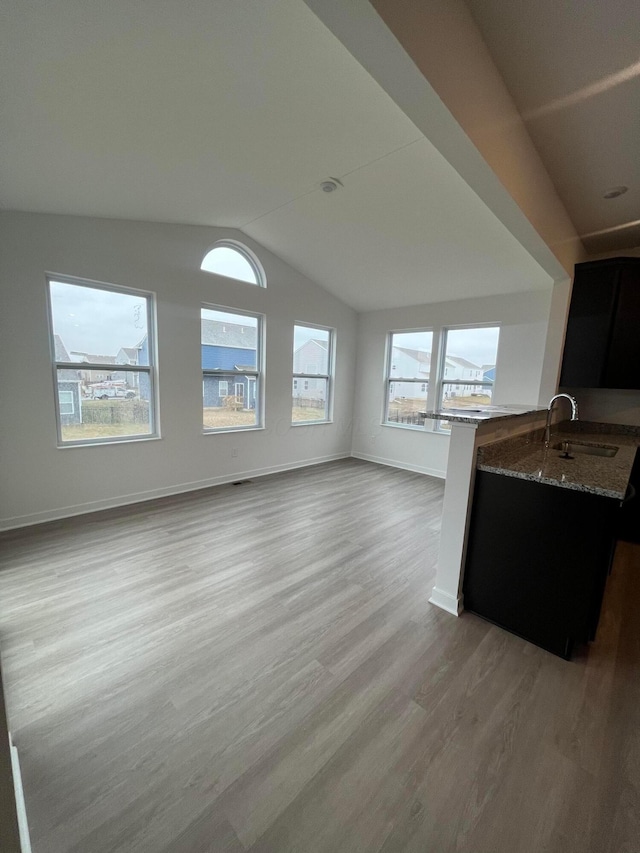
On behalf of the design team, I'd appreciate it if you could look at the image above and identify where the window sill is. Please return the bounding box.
[203,425,265,435]
[382,422,451,435]
[382,421,426,432]
[57,434,161,449]
[291,419,332,427]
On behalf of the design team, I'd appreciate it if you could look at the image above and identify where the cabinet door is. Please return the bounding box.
[463,472,618,658]
[559,265,618,388]
[604,265,640,389]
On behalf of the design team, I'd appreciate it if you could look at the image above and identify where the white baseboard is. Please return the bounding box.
[429,586,463,616]
[0,453,351,532]
[351,451,446,480]
[9,735,31,853]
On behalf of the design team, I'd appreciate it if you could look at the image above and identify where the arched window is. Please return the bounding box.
[200,241,265,287]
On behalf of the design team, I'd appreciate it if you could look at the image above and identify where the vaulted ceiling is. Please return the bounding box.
[1,1,636,309]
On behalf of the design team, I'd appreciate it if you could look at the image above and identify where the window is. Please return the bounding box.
[200,241,265,287]
[437,326,500,430]
[385,330,432,427]
[202,306,262,431]
[292,324,333,423]
[58,390,74,416]
[47,276,156,445]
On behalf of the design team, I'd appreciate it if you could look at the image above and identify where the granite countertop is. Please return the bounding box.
[478,421,640,500]
[420,405,544,424]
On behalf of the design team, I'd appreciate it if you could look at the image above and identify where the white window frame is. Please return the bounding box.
[58,390,74,416]
[202,304,264,433]
[218,380,229,397]
[291,323,335,425]
[383,327,433,430]
[435,323,500,432]
[200,240,266,288]
[46,274,158,447]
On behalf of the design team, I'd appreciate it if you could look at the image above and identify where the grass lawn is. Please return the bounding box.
[61,423,151,441]
[202,406,326,428]
[203,408,257,428]
[292,406,326,422]
[442,393,491,408]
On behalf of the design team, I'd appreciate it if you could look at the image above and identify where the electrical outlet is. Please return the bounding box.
[232,448,238,458]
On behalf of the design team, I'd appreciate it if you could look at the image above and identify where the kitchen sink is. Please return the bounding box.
[552,441,618,458]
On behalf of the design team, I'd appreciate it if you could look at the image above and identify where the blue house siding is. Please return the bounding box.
[203,375,256,409]
[201,344,256,371]
[483,366,496,383]
[202,343,257,409]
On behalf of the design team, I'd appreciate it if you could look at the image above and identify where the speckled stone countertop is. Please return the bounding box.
[477,421,640,500]
[420,405,544,424]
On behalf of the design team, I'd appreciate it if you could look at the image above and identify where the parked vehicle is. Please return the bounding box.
[88,382,136,400]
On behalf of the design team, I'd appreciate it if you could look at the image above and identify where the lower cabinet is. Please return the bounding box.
[618,448,640,544]
[463,471,619,659]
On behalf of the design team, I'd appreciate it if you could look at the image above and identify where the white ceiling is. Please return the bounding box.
[0,0,555,309]
[466,0,640,255]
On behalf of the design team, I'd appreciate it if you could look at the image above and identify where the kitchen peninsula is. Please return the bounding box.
[426,404,640,658]
[467,421,640,657]
[422,406,548,617]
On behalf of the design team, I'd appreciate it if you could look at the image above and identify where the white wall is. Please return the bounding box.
[351,288,553,477]
[0,212,357,529]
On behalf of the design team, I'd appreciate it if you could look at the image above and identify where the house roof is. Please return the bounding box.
[54,334,71,362]
[54,335,80,381]
[294,338,329,356]
[447,355,481,371]
[70,351,117,365]
[118,347,139,359]
[201,319,257,349]
[394,347,431,366]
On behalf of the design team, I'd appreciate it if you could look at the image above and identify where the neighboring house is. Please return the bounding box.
[54,335,82,425]
[389,347,490,401]
[293,339,328,402]
[201,319,257,409]
[137,336,151,402]
[70,351,117,393]
[483,364,496,383]
[389,346,431,401]
[114,343,144,394]
[443,355,485,397]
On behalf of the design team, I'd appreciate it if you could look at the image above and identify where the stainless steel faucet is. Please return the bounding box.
[544,393,578,446]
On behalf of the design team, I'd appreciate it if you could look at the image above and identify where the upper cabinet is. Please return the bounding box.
[560,257,640,389]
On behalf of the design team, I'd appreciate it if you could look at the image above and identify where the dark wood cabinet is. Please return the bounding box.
[560,257,640,389]
[463,471,619,659]
[618,448,640,544]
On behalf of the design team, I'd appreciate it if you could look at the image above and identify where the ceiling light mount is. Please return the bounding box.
[603,185,628,199]
[320,177,343,193]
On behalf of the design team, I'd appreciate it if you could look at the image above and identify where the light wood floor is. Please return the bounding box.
[0,458,639,853]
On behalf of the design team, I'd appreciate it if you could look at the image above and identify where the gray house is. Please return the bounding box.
[54,335,82,426]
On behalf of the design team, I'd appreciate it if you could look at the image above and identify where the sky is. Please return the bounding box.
[394,326,500,367]
[50,281,148,357]
[201,246,258,283]
[51,275,497,368]
[294,324,329,350]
